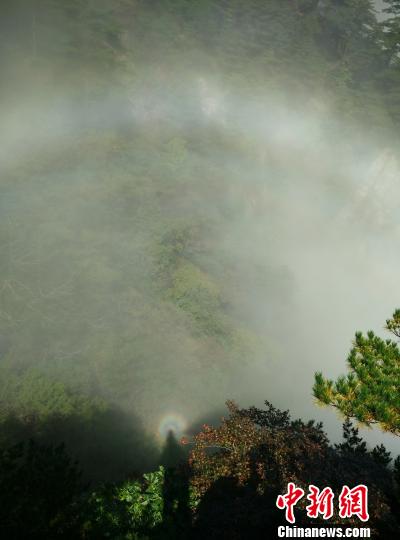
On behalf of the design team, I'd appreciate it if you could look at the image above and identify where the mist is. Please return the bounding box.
[1,0,399,479]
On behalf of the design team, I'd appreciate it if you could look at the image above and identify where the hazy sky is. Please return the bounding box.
[0,0,398,465]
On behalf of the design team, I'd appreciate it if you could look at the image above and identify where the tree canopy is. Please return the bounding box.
[314,310,400,435]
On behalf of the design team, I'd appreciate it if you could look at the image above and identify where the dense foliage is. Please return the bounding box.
[1,0,399,437]
[314,310,400,435]
[0,401,398,538]
[0,440,83,538]
[0,1,399,537]
[187,401,399,537]
[0,371,158,482]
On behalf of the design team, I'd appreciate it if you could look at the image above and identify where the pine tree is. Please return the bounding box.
[371,443,392,466]
[335,418,367,454]
[313,310,400,435]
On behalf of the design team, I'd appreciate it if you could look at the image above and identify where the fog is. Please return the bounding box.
[1,2,399,475]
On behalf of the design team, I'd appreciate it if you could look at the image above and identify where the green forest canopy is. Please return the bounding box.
[0,1,400,537]
[0,0,399,485]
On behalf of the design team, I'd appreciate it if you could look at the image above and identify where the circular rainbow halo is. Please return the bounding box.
[158,413,187,440]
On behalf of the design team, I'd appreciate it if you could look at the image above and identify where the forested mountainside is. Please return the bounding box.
[0,1,399,537]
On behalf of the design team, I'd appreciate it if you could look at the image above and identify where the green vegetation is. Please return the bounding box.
[0,371,158,482]
[2,1,400,426]
[0,401,398,538]
[0,440,83,538]
[314,310,400,435]
[0,1,399,537]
